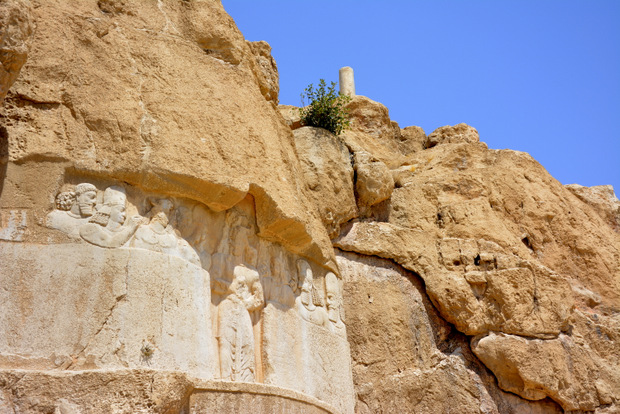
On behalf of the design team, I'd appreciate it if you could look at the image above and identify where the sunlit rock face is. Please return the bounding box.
[1,1,619,413]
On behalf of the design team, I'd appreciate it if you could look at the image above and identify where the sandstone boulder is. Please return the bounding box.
[399,125,427,153]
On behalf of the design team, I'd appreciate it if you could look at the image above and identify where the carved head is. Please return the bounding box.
[231,264,263,311]
[73,183,97,217]
[103,186,126,207]
[325,272,344,323]
[109,204,126,226]
[102,186,128,227]
[297,260,324,308]
[297,260,313,296]
[55,191,76,211]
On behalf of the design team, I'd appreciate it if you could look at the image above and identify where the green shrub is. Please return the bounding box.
[299,79,351,136]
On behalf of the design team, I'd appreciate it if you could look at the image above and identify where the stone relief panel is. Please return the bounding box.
[80,186,143,249]
[0,209,27,241]
[46,182,98,240]
[215,265,264,382]
[7,178,354,411]
[295,259,329,329]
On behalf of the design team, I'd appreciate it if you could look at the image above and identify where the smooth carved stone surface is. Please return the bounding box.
[0,0,33,102]
[293,127,358,238]
[216,265,264,382]
[262,305,355,414]
[0,370,341,413]
[0,369,194,413]
[0,243,215,377]
[190,381,339,414]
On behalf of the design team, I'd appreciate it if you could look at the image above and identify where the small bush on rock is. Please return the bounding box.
[299,79,351,136]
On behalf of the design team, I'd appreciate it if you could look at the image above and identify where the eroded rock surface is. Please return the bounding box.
[330,99,619,411]
[292,127,357,238]
[1,1,619,413]
[0,0,334,271]
[0,0,33,103]
[338,251,563,414]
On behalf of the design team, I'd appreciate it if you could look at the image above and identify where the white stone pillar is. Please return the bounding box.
[339,66,355,97]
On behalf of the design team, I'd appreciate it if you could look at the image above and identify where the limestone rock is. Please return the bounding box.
[247,40,279,105]
[566,183,620,231]
[334,123,620,411]
[1,1,619,412]
[0,369,193,413]
[426,123,480,148]
[399,125,427,153]
[472,318,620,412]
[338,250,563,414]
[278,104,302,130]
[353,151,394,212]
[340,96,418,169]
[0,0,34,103]
[292,126,357,238]
[346,95,394,140]
[0,0,335,270]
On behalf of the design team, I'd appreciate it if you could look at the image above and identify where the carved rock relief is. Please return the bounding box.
[43,180,349,383]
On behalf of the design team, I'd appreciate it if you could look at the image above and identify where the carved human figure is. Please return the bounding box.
[216,265,264,382]
[71,183,98,218]
[325,272,346,336]
[268,250,295,308]
[80,186,142,248]
[295,260,329,328]
[130,199,200,266]
[46,183,98,239]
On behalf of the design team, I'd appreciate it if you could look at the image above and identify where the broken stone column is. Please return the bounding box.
[339,66,355,97]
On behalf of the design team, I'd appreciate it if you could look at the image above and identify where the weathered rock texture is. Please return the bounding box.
[332,114,620,411]
[0,0,33,103]
[1,1,619,413]
[0,0,334,271]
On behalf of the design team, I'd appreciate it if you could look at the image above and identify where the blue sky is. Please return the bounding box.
[224,1,620,192]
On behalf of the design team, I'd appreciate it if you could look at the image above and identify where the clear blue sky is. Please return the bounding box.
[224,1,620,192]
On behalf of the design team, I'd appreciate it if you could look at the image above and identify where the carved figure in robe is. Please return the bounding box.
[216,265,264,382]
[80,186,143,248]
[130,199,200,266]
[295,260,329,328]
[325,272,346,337]
[46,183,97,239]
[264,249,295,308]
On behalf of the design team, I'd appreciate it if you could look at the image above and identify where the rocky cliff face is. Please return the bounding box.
[1,1,618,413]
